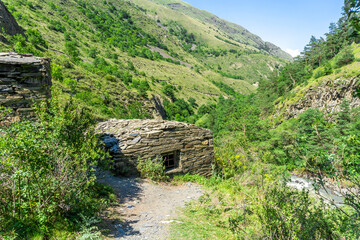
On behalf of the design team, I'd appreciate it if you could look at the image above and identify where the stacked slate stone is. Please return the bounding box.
[96,119,214,177]
[0,53,51,116]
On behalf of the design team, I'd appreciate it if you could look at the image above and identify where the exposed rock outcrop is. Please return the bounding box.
[277,75,360,119]
[0,1,24,41]
[0,53,51,116]
[96,119,214,177]
[151,94,166,119]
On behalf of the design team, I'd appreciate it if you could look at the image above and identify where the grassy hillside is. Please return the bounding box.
[273,43,360,120]
[137,0,293,61]
[130,0,288,84]
[0,0,286,122]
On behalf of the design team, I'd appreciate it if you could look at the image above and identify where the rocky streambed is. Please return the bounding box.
[287,175,344,206]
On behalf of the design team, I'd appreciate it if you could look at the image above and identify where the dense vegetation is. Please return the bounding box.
[167,2,360,239]
[0,93,115,239]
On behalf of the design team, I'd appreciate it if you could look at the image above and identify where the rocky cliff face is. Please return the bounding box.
[276,75,360,119]
[0,1,24,41]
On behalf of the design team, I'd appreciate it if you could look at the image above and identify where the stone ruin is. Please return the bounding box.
[96,119,214,177]
[0,53,51,117]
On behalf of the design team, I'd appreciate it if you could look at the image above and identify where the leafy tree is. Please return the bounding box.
[345,0,360,34]
[188,97,198,108]
[27,29,47,48]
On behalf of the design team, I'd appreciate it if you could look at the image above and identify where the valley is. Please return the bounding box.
[1,0,360,239]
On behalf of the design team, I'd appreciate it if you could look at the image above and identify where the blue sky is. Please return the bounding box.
[184,0,344,57]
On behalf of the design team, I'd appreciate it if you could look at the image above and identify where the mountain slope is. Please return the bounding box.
[0,0,287,120]
[129,0,289,84]
[134,0,292,61]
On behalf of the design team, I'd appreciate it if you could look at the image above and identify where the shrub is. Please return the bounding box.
[161,84,177,101]
[0,91,105,238]
[11,34,41,56]
[88,47,98,58]
[132,80,151,98]
[27,29,47,48]
[258,184,341,240]
[63,78,77,92]
[334,46,355,68]
[136,158,169,182]
[65,41,80,61]
[312,63,332,79]
[48,20,66,32]
[51,63,63,82]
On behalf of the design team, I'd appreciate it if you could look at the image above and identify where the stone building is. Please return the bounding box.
[96,119,214,177]
[0,53,51,116]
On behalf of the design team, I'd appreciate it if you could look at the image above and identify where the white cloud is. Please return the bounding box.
[285,49,300,58]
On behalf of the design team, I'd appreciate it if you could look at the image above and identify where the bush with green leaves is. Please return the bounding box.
[132,79,151,98]
[136,158,169,182]
[258,184,341,240]
[161,83,177,101]
[0,92,106,238]
[51,63,64,82]
[163,98,194,122]
[65,40,80,61]
[334,46,355,68]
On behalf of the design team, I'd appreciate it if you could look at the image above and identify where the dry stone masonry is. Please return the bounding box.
[0,53,51,116]
[96,119,214,177]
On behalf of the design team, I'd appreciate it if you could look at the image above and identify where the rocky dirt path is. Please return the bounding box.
[97,172,203,240]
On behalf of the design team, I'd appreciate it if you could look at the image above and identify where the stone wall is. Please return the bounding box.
[0,53,51,116]
[96,119,214,177]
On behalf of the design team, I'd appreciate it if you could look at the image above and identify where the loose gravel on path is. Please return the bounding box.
[97,172,203,240]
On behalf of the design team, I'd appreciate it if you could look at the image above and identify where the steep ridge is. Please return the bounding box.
[138,0,292,61]
[130,0,289,85]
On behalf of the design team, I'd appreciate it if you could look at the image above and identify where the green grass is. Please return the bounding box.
[169,163,289,240]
